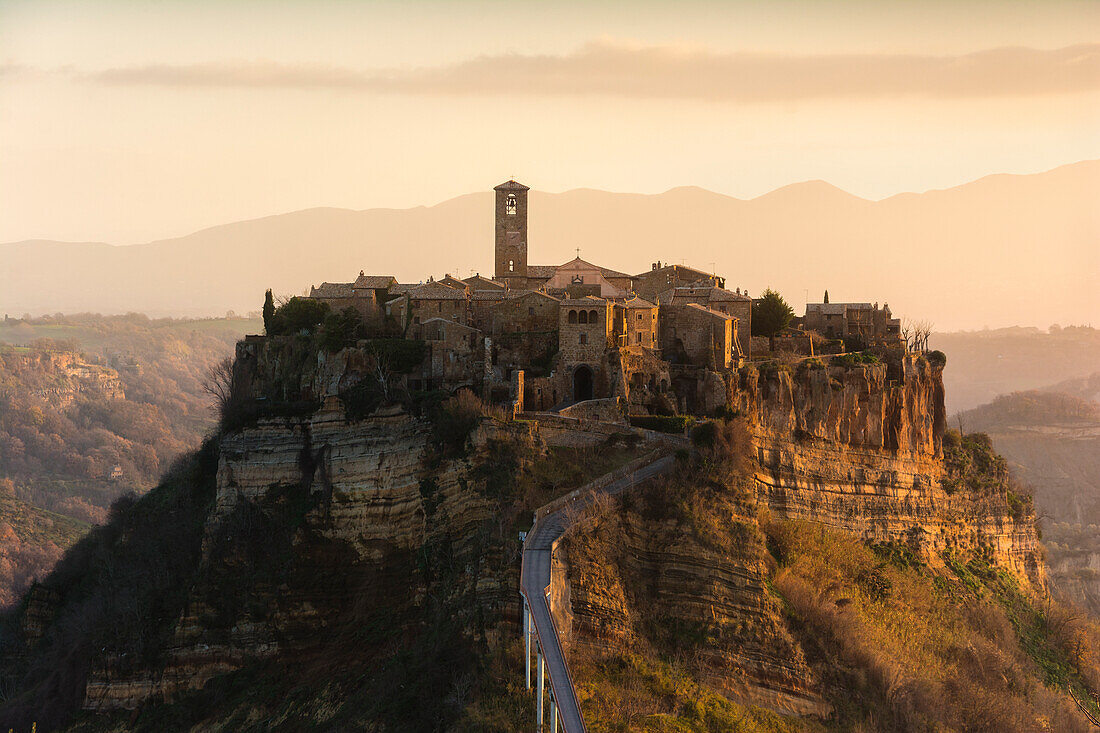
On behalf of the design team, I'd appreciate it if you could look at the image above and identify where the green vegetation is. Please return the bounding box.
[830,351,880,368]
[630,415,693,433]
[576,654,811,733]
[265,296,329,336]
[0,440,219,730]
[0,492,89,606]
[750,288,795,351]
[767,520,1100,731]
[942,429,1026,501]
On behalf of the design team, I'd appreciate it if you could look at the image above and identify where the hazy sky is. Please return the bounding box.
[1,0,1098,244]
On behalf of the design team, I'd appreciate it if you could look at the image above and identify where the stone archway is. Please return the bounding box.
[572,365,594,402]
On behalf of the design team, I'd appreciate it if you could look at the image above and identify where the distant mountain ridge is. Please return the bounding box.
[2,160,1097,330]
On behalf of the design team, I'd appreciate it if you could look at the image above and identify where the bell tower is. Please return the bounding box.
[494,179,529,287]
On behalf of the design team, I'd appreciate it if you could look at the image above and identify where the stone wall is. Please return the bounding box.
[490,291,559,335]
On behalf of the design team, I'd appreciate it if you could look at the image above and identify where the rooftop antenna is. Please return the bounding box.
[708,262,716,275]
[575,247,581,258]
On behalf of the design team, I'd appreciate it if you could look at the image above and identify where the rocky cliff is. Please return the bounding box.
[737,355,1041,585]
[79,402,536,713]
[0,343,1069,731]
[556,353,1050,727]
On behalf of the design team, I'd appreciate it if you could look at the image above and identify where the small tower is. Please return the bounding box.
[494,179,529,288]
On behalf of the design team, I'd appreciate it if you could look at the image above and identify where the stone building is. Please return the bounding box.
[351,273,399,317]
[419,318,482,391]
[468,290,506,331]
[308,282,356,314]
[394,281,469,335]
[660,303,740,369]
[558,296,614,401]
[540,258,632,298]
[803,301,901,345]
[615,296,659,349]
[490,290,560,336]
[494,180,530,290]
[657,285,752,358]
[633,262,723,301]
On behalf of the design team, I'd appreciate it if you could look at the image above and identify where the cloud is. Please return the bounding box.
[85,40,1100,100]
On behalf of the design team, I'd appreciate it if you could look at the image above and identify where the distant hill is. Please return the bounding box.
[0,316,260,521]
[956,381,1100,615]
[931,326,1100,414]
[1,160,1097,330]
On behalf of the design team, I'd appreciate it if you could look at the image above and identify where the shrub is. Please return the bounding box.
[629,415,693,433]
[267,297,329,336]
[691,421,717,448]
[926,350,947,367]
[431,390,487,456]
[320,307,363,352]
[831,352,880,368]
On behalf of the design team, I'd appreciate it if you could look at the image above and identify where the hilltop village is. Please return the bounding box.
[305,179,902,414]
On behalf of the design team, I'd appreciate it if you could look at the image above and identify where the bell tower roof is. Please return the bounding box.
[494,179,530,191]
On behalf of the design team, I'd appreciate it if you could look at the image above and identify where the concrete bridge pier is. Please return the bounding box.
[537,648,545,728]
[523,597,532,689]
[550,689,559,732]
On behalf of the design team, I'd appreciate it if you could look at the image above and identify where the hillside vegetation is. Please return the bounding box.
[955,382,1100,618]
[0,314,257,607]
[562,425,1100,732]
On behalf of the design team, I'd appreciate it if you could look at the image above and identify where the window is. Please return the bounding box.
[635,332,642,344]
[568,310,578,324]
[506,194,517,215]
[579,333,587,345]
[637,313,643,321]
[508,260,514,272]
[589,310,598,323]
[438,302,443,312]
[528,306,535,316]
[578,310,588,324]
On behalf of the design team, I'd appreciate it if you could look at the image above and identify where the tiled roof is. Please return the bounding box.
[656,286,749,305]
[560,295,608,306]
[406,282,468,300]
[494,179,530,191]
[527,265,558,279]
[683,302,736,320]
[353,274,398,289]
[438,275,468,290]
[622,296,656,309]
[503,289,561,302]
[806,302,873,315]
[470,290,507,301]
[310,282,354,298]
[633,264,711,280]
[463,274,504,290]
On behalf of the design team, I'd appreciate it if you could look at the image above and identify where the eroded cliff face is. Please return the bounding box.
[82,403,538,712]
[559,481,829,718]
[559,353,1045,722]
[736,356,1042,586]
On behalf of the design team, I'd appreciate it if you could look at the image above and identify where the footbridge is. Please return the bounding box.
[519,452,676,731]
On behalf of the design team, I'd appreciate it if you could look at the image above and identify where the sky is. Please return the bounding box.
[1,0,1098,244]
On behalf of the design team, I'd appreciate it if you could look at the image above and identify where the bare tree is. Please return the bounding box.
[366,348,395,403]
[913,320,934,353]
[203,356,248,424]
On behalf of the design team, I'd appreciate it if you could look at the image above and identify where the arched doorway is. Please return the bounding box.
[572,365,594,402]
